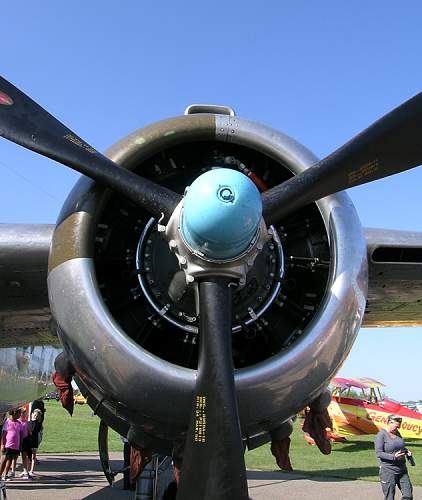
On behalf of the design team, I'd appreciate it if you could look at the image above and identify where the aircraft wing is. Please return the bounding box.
[0,223,59,348]
[2,224,422,340]
[363,228,422,327]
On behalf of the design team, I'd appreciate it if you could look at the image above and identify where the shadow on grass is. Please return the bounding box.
[248,466,380,482]
[332,441,375,452]
[333,438,422,453]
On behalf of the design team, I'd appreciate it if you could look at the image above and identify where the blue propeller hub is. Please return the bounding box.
[180,168,262,260]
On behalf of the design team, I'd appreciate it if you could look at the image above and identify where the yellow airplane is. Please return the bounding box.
[328,377,422,440]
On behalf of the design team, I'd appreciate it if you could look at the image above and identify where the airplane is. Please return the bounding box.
[328,377,422,440]
[1,75,422,499]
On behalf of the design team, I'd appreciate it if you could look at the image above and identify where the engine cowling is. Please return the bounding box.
[47,108,367,450]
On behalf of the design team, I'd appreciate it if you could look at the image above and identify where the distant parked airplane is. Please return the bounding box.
[328,377,422,439]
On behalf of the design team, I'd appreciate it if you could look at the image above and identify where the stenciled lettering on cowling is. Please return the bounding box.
[194,395,207,443]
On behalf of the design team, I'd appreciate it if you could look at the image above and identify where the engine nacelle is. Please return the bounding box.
[47,108,367,451]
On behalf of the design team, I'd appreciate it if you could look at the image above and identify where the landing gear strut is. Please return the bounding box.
[98,420,174,499]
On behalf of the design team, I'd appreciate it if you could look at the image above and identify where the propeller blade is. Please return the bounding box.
[262,92,422,225]
[176,277,248,500]
[0,76,181,220]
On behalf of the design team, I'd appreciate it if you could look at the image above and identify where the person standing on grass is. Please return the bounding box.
[27,410,42,476]
[8,407,27,478]
[31,399,45,425]
[31,399,45,454]
[18,408,32,479]
[375,414,413,500]
[1,415,16,479]
[0,409,22,483]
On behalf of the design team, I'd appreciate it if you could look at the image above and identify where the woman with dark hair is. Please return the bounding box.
[375,414,414,500]
[28,409,42,476]
[30,399,45,425]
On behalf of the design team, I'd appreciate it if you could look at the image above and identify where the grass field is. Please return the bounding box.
[38,401,422,486]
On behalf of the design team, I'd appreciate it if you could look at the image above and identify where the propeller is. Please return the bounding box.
[0,76,249,498]
[176,277,249,500]
[0,76,181,221]
[262,92,422,225]
[3,74,421,499]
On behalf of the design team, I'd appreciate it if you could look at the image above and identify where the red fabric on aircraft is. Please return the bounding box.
[326,430,347,442]
[270,437,293,471]
[52,371,74,416]
[173,463,181,486]
[302,407,333,455]
[130,447,152,484]
[303,432,316,446]
[172,440,184,486]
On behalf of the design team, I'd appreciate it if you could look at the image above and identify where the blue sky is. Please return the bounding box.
[1,2,421,401]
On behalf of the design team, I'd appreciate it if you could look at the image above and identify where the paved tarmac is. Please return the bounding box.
[2,452,421,499]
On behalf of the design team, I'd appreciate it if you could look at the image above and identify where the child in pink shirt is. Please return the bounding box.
[18,409,32,479]
[0,409,22,481]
